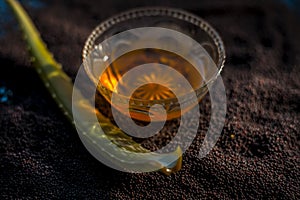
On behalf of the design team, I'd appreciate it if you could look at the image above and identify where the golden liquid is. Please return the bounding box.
[98,48,204,122]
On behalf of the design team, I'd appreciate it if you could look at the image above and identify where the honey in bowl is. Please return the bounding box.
[97,48,205,122]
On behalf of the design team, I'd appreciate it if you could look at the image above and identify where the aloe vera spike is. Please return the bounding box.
[6,0,182,174]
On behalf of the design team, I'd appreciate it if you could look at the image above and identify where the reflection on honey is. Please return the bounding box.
[98,48,204,122]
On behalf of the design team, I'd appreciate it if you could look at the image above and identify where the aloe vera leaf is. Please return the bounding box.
[6,0,182,174]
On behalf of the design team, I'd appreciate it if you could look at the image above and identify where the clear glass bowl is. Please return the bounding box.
[82,7,225,122]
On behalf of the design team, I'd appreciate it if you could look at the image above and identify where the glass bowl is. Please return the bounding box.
[82,7,225,122]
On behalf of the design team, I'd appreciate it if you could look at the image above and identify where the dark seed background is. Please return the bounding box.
[0,0,299,199]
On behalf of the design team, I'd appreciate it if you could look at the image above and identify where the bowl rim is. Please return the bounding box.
[82,7,226,105]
